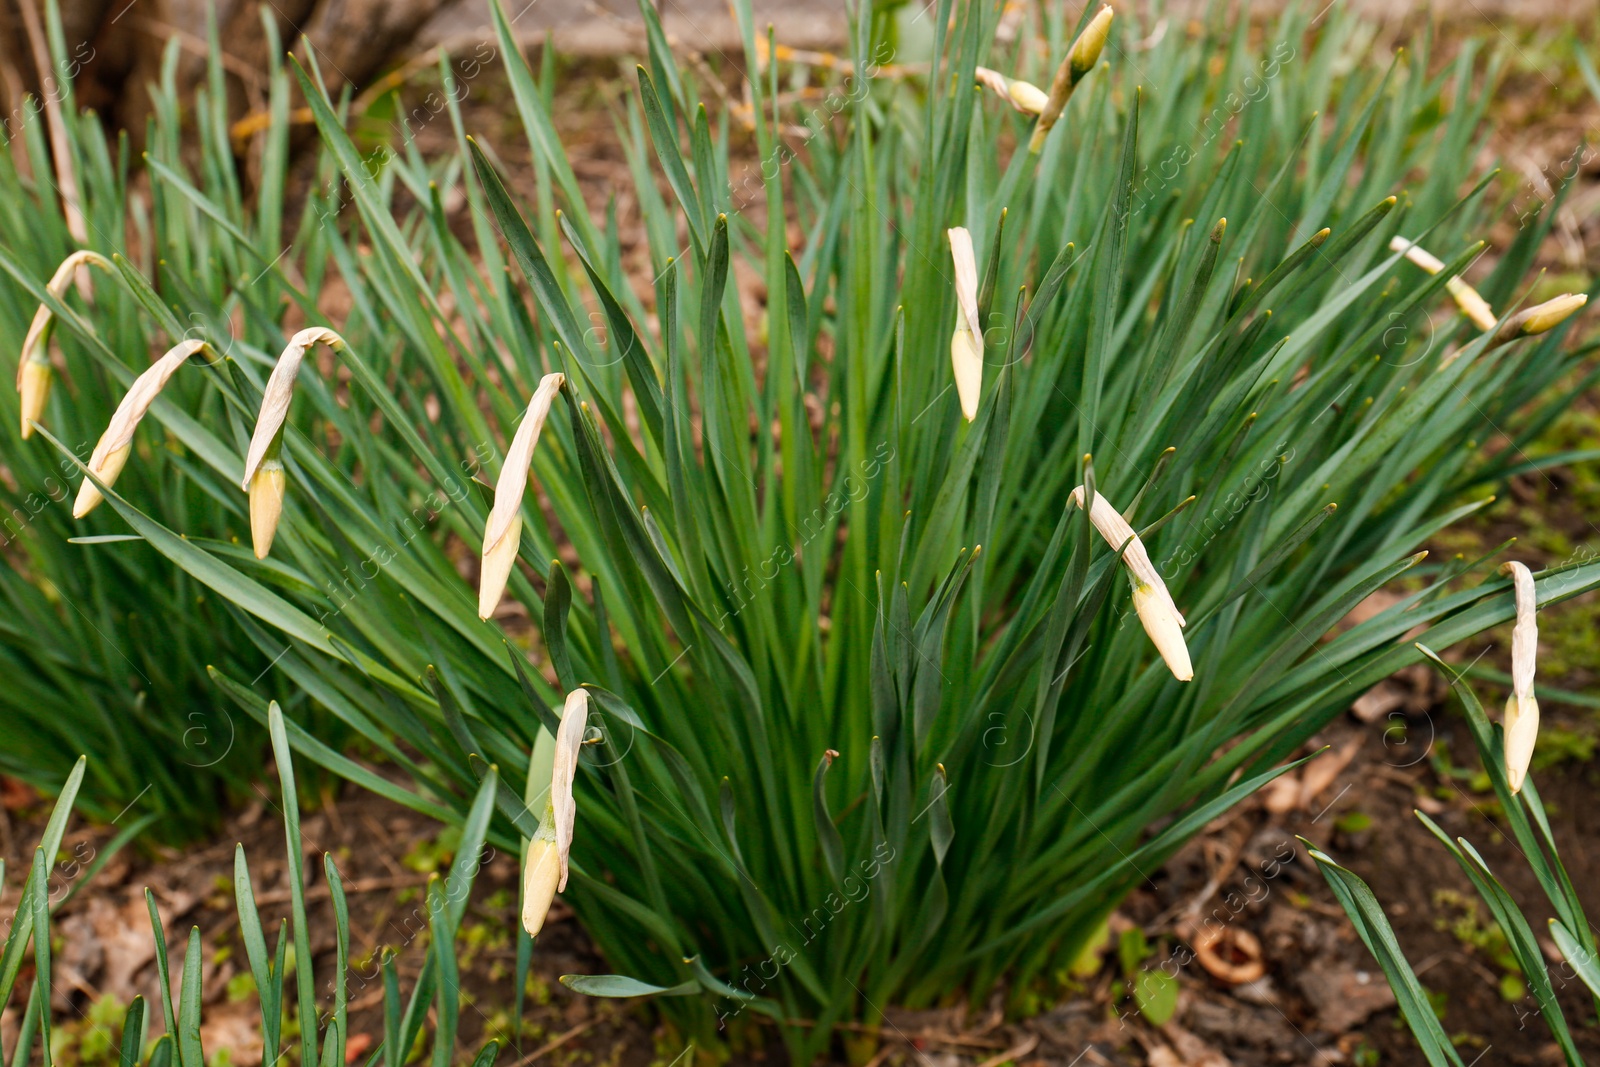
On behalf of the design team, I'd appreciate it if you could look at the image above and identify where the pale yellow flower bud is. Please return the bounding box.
[250,458,287,560]
[974,67,1049,115]
[950,330,983,422]
[1070,484,1192,681]
[521,687,590,937]
[19,358,51,438]
[552,688,590,891]
[947,227,983,421]
[1069,4,1115,76]
[241,328,345,493]
[1499,561,1539,794]
[521,834,561,937]
[479,373,566,619]
[1511,293,1586,338]
[1132,582,1193,682]
[1485,293,1588,353]
[478,514,523,620]
[1030,5,1113,153]
[74,339,207,518]
[15,251,114,439]
[1503,694,1539,796]
[73,442,129,518]
[237,329,346,558]
[1009,79,1049,114]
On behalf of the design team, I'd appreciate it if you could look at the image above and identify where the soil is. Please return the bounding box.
[5,703,1599,1067]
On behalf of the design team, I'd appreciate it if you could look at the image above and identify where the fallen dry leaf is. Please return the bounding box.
[1261,774,1300,815]
[1297,740,1361,810]
[89,895,158,1006]
[199,1001,264,1066]
[345,1032,374,1064]
[1350,681,1407,724]
[1296,958,1396,1033]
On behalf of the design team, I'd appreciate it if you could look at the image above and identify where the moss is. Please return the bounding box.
[402,825,463,874]
[1432,889,1519,975]
[48,994,129,1067]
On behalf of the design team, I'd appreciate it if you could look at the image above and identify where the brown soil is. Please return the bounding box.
[5,704,1599,1067]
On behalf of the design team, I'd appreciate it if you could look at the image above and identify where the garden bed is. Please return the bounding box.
[7,693,1600,1067]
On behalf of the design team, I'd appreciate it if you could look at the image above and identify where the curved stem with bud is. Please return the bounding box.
[239,327,348,559]
[1029,5,1114,154]
[947,228,984,421]
[16,250,114,439]
[1499,561,1539,794]
[1070,481,1192,681]
[523,688,589,936]
[74,339,214,518]
[1390,236,1587,356]
[479,373,567,619]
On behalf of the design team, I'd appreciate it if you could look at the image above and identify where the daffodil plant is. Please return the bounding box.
[2,0,1598,1059]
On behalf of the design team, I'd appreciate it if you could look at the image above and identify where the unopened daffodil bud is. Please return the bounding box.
[1495,293,1587,345]
[522,687,591,936]
[19,358,52,439]
[975,67,1049,114]
[479,372,566,619]
[74,339,209,517]
[1009,79,1049,114]
[239,328,346,558]
[551,688,589,890]
[479,514,524,620]
[1067,5,1115,77]
[1132,581,1193,682]
[1500,561,1539,794]
[249,455,287,559]
[522,826,561,937]
[1070,483,1192,681]
[16,250,113,438]
[1030,4,1113,153]
[1388,236,1498,331]
[1503,693,1539,796]
[73,443,130,518]
[947,227,983,421]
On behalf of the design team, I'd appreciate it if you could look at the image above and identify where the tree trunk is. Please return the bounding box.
[0,0,457,149]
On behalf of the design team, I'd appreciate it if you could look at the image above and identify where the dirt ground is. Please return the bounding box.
[5,701,1600,1067]
[414,0,1600,59]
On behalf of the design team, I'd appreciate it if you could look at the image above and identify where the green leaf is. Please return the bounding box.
[1306,843,1465,1067]
[1549,920,1600,1001]
[177,927,204,1067]
[117,998,146,1067]
[812,751,846,890]
[559,974,699,998]
[636,67,706,250]
[1132,969,1178,1026]
[269,702,319,1067]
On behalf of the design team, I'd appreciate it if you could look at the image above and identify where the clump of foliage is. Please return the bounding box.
[0,728,506,1067]
[0,5,311,830]
[5,0,1599,1059]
